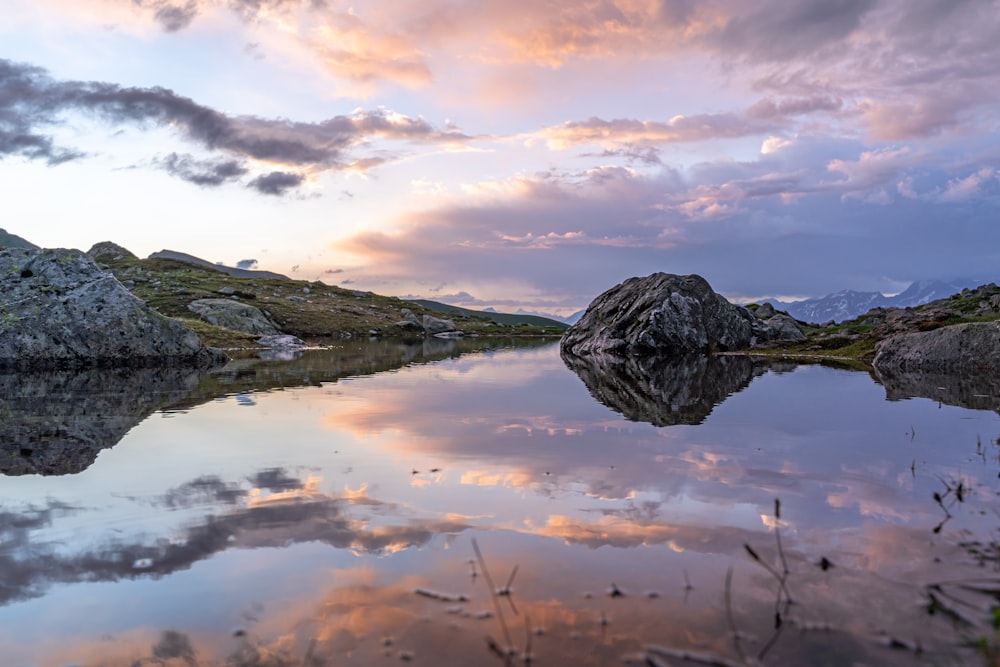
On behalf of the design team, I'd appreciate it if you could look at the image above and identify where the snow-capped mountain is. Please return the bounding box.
[764,279,985,323]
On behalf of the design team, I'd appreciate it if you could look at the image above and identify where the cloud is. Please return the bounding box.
[747,95,844,119]
[150,0,199,32]
[22,0,1000,153]
[826,146,916,191]
[535,95,847,156]
[538,113,780,150]
[580,144,663,165]
[0,58,471,194]
[705,0,876,62]
[248,170,305,195]
[158,152,248,186]
[337,130,1000,303]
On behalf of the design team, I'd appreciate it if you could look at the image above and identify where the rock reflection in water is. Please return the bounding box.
[876,366,1000,413]
[0,367,201,476]
[560,351,764,426]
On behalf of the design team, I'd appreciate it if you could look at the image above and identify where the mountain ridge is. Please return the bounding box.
[762,278,988,323]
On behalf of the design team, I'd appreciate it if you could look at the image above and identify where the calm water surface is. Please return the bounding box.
[2,339,1000,666]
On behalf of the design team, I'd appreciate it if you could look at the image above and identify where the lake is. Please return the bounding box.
[2,338,999,666]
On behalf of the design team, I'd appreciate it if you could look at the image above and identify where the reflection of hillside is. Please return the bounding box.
[0,367,201,476]
[875,367,1000,413]
[0,337,555,476]
[560,351,765,426]
[177,337,555,407]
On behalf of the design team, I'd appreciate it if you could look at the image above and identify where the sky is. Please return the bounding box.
[2,0,999,315]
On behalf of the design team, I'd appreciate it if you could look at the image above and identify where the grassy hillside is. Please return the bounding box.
[95,254,566,346]
[410,299,568,330]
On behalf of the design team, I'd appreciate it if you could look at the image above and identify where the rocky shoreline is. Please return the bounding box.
[1,241,567,370]
[2,234,997,376]
[561,271,1000,379]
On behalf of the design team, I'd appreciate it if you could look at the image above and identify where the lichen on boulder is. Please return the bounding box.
[187,298,280,335]
[0,247,225,369]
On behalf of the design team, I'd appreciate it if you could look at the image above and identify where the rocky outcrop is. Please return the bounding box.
[0,228,38,250]
[256,334,305,349]
[187,298,280,335]
[561,273,764,357]
[872,321,1000,373]
[872,306,959,338]
[395,309,460,336]
[761,313,806,341]
[87,241,136,262]
[561,351,764,426]
[0,248,226,369]
[422,313,457,334]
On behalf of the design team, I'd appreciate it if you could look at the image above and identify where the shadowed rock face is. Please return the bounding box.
[0,248,226,369]
[561,351,763,426]
[0,367,202,475]
[873,321,1000,373]
[561,273,763,358]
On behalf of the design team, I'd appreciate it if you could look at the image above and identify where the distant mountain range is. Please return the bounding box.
[762,279,989,323]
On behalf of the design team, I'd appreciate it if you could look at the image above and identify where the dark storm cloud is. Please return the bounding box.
[0,60,83,164]
[159,152,249,186]
[247,170,304,195]
[0,57,470,194]
[0,129,82,164]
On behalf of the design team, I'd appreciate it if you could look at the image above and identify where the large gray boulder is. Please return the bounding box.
[187,298,280,335]
[0,248,226,369]
[873,321,1000,373]
[422,313,457,334]
[561,273,764,358]
[762,313,806,341]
